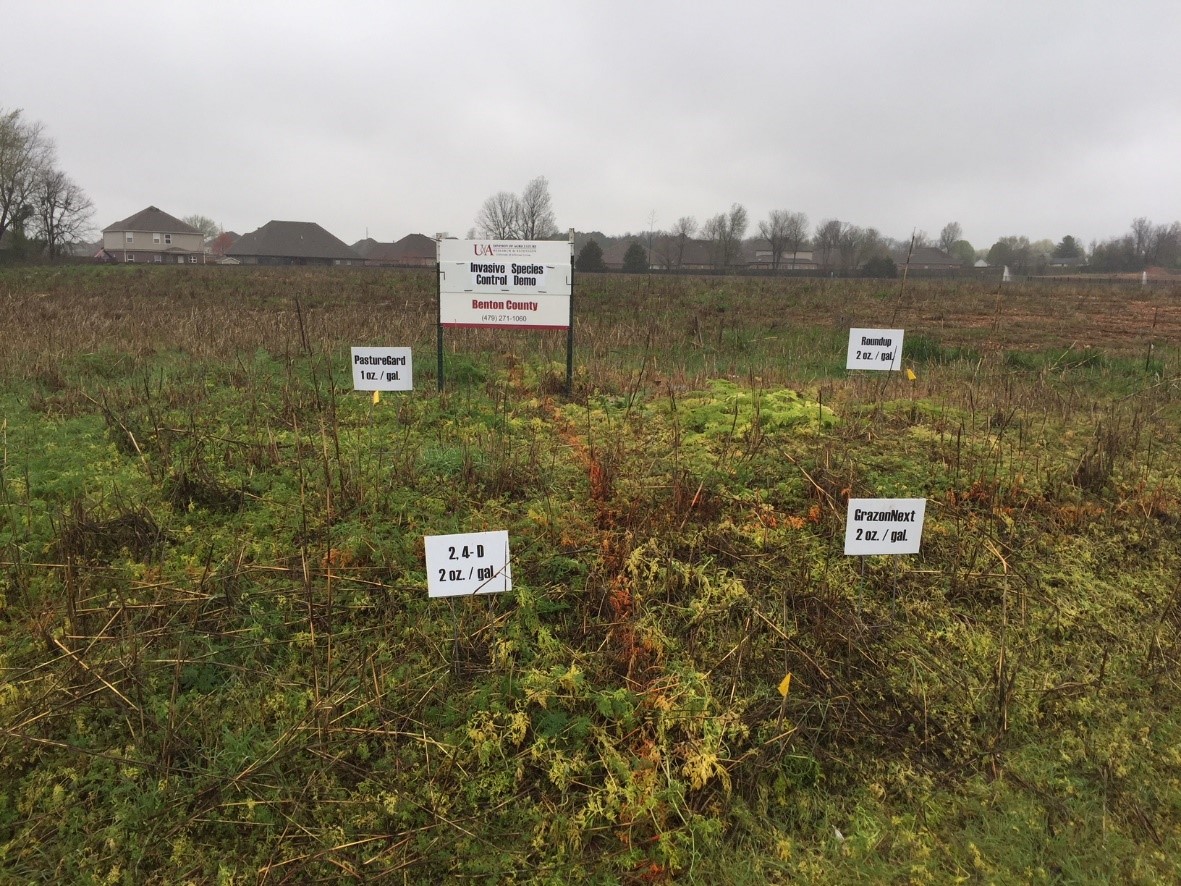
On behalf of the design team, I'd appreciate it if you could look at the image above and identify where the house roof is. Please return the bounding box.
[226,221,359,260]
[367,233,436,263]
[601,241,651,267]
[894,245,962,267]
[102,206,200,235]
[351,237,380,258]
[650,237,716,267]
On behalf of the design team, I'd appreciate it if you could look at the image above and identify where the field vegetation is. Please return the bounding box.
[2,266,1181,882]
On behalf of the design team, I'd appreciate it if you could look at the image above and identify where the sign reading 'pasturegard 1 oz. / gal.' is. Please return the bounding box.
[846,328,904,371]
[351,347,413,391]
[844,498,927,555]
[424,530,512,598]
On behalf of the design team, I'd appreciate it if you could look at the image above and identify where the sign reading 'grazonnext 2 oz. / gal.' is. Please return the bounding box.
[438,239,571,329]
[844,498,927,555]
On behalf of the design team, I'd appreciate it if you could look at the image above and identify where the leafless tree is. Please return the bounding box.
[32,166,93,259]
[658,215,697,270]
[1130,217,1154,263]
[838,225,886,270]
[475,176,558,240]
[0,108,54,243]
[758,209,808,270]
[813,218,843,270]
[517,175,557,240]
[836,224,864,271]
[1153,221,1181,267]
[703,203,748,269]
[939,222,962,253]
[183,214,220,242]
[758,210,790,271]
[475,191,521,239]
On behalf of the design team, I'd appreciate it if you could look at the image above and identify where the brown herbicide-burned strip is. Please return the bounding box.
[3,266,1181,882]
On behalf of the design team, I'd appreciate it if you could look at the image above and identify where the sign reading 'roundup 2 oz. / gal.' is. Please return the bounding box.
[438,239,571,329]
[847,328,904,371]
[844,498,927,555]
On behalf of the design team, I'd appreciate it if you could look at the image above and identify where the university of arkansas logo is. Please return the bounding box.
[473,243,496,256]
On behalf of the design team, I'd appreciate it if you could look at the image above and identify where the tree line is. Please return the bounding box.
[472,177,1181,276]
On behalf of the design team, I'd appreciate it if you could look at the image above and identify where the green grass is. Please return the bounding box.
[2,266,1181,881]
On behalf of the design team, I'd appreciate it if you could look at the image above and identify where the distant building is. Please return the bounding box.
[351,237,380,259]
[211,231,240,256]
[1046,255,1087,269]
[892,246,963,271]
[226,221,359,266]
[648,238,717,271]
[748,248,816,271]
[100,206,204,264]
[364,233,437,267]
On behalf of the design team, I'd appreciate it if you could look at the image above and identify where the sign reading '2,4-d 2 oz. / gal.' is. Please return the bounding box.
[438,239,571,330]
[847,328,904,371]
[424,530,512,598]
[351,347,413,391]
[844,498,927,555]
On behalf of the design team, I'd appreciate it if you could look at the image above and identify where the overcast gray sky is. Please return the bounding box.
[5,1,1179,249]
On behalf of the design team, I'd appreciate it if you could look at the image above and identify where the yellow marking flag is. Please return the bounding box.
[372,390,381,404]
[906,368,917,381]
[778,672,792,697]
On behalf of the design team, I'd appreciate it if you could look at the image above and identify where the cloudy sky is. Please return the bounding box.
[5,1,1179,250]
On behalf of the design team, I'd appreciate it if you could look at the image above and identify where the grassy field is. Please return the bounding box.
[2,265,1181,883]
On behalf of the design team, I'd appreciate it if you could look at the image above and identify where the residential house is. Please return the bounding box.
[747,246,816,271]
[892,245,963,271]
[649,237,719,271]
[100,206,205,264]
[351,238,380,259]
[364,233,437,267]
[226,221,360,266]
[1046,255,1087,270]
[211,231,240,256]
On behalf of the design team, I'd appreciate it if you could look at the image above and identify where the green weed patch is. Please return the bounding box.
[2,268,1181,881]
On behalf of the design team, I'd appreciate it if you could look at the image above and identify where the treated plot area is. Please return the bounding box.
[2,267,1181,881]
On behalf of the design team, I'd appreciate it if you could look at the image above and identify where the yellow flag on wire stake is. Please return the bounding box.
[906,368,917,381]
[778,673,792,697]
[373,390,381,404]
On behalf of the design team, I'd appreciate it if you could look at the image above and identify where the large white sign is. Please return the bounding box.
[844,498,927,555]
[438,239,571,329]
[847,328,904,371]
[351,347,413,391]
[424,530,512,598]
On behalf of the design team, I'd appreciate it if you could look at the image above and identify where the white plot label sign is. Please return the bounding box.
[844,498,927,555]
[425,530,512,598]
[351,347,412,391]
[847,328,904,371]
[438,239,571,329]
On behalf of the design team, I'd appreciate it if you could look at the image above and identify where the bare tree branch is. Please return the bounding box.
[0,108,55,243]
[475,191,521,239]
